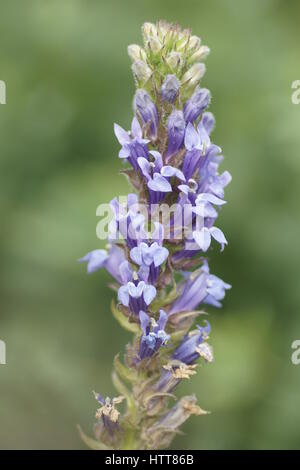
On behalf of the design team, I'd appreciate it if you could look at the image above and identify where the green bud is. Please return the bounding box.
[175,29,191,52]
[181,63,206,88]
[148,36,162,55]
[131,60,152,84]
[157,21,171,40]
[188,45,210,64]
[167,51,183,70]
[188,35,201,51]
[142,22,157,42]
[128,44,147,62]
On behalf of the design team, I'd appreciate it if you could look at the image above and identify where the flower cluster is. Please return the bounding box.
[79,21,231,450]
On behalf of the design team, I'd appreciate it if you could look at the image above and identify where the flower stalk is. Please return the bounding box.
[79,20,231,450]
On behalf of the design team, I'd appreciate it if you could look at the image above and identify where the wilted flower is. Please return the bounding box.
[94,393,124,424]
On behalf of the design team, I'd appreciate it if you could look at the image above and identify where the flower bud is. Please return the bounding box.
[181,63,206,88]
[142,22,157,42]
[166,110,185,160]
[157,21,171,40]
[161,74,180,103]
[134,89,159,139]
[131,60,152,84]
[148,36,162,54]
[188,45,210,64]
[201,111,215,135]
[175,30,191,52]
[184,87,211,123]
[128,44,147,62]
[167,52,183,70]
[188,35,201,51]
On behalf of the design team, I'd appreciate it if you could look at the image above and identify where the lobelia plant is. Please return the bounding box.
[79,20,231,450]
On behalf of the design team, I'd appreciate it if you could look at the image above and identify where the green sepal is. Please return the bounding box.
[151,283,177,311]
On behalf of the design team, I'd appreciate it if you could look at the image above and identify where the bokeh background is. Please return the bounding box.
[1,0,300,449]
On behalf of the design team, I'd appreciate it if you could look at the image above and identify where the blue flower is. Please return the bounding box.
[79,249,109,274]
[168,268,208,314]
[138,150,185,203]
[79,245,126,282]
[190,192,228,252]
[109,194,146,248]
[139,310,170,360]
[81,21,232,448]
[191,226,227,252]
[172,321,212,364]
[201,111,215,134]
[184,87,210,123]
[182,122,221,181]
[204,270,231,308]
[134,89,159,140]
[161,74,180,103]
[114,117,149,170]
[130,241,169,284]
[184,121,211,151]
[166,110,185,161]
[118,261,157,314]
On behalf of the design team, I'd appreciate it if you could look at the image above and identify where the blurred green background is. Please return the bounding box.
[1,0,300,449]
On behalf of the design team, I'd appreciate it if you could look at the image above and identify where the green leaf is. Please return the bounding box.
[112,371,136,417]
[77,425,110,450]
[111,300,140,334]
[114,354,139,384]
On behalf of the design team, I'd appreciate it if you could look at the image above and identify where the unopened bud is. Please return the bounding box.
[182,63,206,88]
[132,60,152,84]
[128,44,147,62]
[176,30,190,52]
[188,45,210,64]
[134,89,159,139]
[166,110,185,160]
[167,52,183,70]
[142,22,157,42]
[157,21,171,40]
[188,35,201,51]
[161,74,180,103]
[184,87,211,123]
[148,36,162,54]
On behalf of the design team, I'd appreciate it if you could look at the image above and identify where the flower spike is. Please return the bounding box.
[80,20,231,450]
